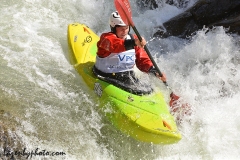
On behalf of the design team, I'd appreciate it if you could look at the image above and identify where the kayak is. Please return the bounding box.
[67,23,181,144]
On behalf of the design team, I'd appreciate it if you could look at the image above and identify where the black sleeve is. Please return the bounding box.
[148,66,157,76]
[124,34,136,50]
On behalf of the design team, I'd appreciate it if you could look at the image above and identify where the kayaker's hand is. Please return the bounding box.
[156,72,167,82]
[148,67,167,82]
[135,37,146,48]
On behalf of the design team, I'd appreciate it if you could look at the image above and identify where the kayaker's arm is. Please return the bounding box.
[97,32,138,57]
[133,34,167,82]
[125,34,146,50]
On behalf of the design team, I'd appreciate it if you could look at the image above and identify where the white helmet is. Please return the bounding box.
[109,11,127,28]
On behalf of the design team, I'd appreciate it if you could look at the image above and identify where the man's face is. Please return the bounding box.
[116,26,129,39]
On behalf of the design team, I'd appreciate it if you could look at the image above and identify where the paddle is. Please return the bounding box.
[114,0,191,115]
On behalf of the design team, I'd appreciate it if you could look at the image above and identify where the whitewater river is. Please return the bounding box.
[1,0,240,159]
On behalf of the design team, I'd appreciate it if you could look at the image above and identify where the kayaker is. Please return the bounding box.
[93,11,166,93]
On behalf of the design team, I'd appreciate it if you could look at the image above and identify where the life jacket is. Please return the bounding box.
[95,35,136,73]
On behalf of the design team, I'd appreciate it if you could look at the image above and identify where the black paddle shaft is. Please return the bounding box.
[131,26,168,86]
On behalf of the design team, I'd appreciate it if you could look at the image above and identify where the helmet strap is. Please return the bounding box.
[110,25,117,33]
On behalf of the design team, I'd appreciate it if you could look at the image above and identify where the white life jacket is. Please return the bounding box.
[95,49,136,73]
[95,34,136,73]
